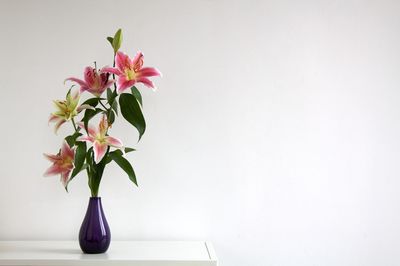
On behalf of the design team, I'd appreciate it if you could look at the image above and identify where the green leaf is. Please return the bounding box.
[86,147,93,166]
[106,88,114,103]
[125,147,136,153]
[66,142,87,191]
[106,150,122,163]
[70,142,87,179]
[107,88,112,102]
[86,148,94,175]
[105,156,112,164]
[107,89,118,117]
[105,148,135,164]
[109,109,116,124]
[107,36,114,47]
[90,151,107,197]
[112,29,123,53]
[81,97,102,108]
[82,108,103,132]
[109,152,137,186]
[112,100,119,115]
[65,132,82,147]
[119,93,146,140]
[131,86,143,106]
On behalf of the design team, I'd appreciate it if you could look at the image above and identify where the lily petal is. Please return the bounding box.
[117,79,135,93]
[101,66,122,76]
[61,141,74,158]
[43,153,59,162]
[67,90,80,111]
[54,119,66,134]
[76,135,95,143]
[79,85,90,93]
[116,51,130,71]
[44,165,62,177]
[77,104,95,112]
[70,90,80,101]
[105,136,123,148]
[137,67,162,78]
[49,114,61,124]
[93,141,108,164]
[53,100,67,111]
[131,51,144,71]
[65,77,88,88]
[136,77,155,89]
[60,171,71,187]
[83,67,96,85]
[78,122,97,137]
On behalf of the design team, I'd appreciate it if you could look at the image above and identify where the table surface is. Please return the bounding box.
[0,241,218,266]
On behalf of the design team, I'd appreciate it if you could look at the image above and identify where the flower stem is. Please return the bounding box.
[99,99,112,128]
[112,53,117,93]
[71,118,78,132]
[99,100,108,110]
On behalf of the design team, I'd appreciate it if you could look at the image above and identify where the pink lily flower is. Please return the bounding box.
[77,115,123,164]
[44,141,75,187]
[65,67,114,97]
[49,90,93,134]
[102,51,162,93]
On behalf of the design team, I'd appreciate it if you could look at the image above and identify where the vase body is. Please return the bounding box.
[79,197,111,254]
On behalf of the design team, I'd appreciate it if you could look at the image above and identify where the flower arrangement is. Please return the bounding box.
[44,29,161,197]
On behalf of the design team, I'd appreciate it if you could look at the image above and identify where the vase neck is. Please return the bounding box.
[88,197,102,206]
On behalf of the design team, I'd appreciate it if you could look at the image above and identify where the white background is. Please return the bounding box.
[1,0,400,265]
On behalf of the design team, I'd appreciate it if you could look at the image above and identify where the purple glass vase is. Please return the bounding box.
[79,197,111,254]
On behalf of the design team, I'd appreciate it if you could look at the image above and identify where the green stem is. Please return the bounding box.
[71,118,78,132]
[87,167,93,196]
[99,100,108,110]
[91,175,99,197]
[99,100,112,125]
[112,53,117,93]
[88,147,110,197]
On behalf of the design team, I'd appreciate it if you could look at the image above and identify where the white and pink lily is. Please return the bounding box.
[66,66,114,97]
[44,141,75,188]
[102,51,161,93]
[49,90,93,133]
[77,115,123,164]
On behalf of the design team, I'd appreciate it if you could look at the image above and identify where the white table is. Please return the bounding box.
[0,241,218,266]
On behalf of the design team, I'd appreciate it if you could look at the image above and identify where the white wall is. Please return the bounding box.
[1,0,400,265]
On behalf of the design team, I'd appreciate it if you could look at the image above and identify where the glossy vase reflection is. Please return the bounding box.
[79,197,111,254]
